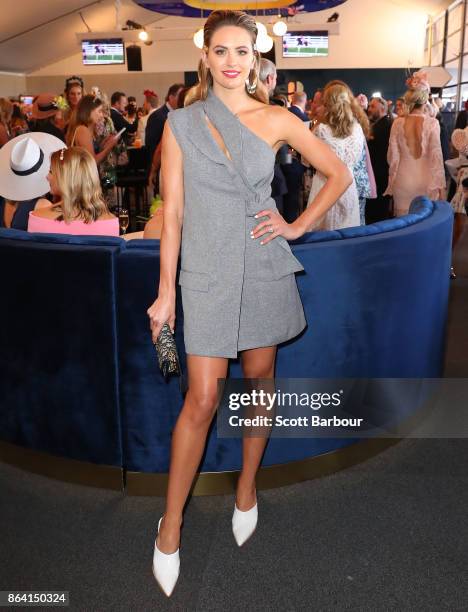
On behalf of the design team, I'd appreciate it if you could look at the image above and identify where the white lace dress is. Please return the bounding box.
[307,121,364,230]
[383,115,445,216]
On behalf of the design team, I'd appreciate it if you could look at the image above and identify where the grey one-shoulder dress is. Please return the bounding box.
[167,87,307,358]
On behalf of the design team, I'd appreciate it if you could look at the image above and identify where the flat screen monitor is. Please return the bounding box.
[81,38,125,65]
[20,95,34,105]
[282,31,329,58]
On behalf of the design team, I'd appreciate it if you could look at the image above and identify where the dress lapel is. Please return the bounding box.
[202,88,243,169]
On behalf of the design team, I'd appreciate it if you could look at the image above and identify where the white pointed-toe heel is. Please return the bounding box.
[232,499,258,547]
[152,515,180,597]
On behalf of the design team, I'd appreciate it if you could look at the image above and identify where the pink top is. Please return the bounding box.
[27,212,120,236]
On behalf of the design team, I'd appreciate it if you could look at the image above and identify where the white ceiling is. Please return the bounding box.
[0,0,454,74]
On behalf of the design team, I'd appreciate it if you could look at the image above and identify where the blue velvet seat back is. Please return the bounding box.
[0,198,454,474]
[116,198,453,473]
[0,228,124,466]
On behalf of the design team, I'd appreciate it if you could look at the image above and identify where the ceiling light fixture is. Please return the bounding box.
[256,22,267,37]
[193,28,204,49]
[273,20,287,36]
[256,34,274,53]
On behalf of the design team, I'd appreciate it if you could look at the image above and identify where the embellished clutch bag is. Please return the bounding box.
[154,323,181,379]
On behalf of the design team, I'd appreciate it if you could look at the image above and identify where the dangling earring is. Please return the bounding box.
[245,69,258,94]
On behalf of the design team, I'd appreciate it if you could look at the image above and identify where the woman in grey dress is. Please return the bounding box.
[147,9,351,597]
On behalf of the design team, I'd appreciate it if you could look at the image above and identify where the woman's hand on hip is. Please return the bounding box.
[147,296,176,343]
[251,209,303,245]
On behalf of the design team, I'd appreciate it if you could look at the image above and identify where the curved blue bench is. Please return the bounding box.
[0,197,453,480]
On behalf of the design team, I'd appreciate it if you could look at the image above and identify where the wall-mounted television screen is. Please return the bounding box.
[282,31,329,58]
[82,38,125,65]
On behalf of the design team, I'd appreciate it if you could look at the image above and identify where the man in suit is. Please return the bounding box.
[259,58,287,215]
[289,92,309,122]
[146,82,184,179]
[365,96,393,224]
[281,92,309,223]
[110,91,138,145]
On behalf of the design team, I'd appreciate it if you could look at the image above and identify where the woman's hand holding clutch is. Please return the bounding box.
[147,294,176,344]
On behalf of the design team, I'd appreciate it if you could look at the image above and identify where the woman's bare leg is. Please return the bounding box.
[156,354,229,553]
[236,345,277,510]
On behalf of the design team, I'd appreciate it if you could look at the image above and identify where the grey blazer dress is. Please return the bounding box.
[167,87,307,358]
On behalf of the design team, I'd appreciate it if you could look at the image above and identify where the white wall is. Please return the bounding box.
[0,72,27,98]
[275,0,429,70]
[26,0,432,93]
[28,39,200,76]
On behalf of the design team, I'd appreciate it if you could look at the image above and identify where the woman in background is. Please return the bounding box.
[0,132,63,230]
[384,71,445,216]
[30,93,66,142]
[28,146,119,236]
[10,104,30,138]
[321,80,374,225]
[63,75,84,125]
[66,95,120,169]
[307,81,365,229]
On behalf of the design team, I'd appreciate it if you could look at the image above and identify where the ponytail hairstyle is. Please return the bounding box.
[321,82,355,138]
[403,88,429,114]
[323,79,370,138]
[403,69,430,114]
[184,10,268,106]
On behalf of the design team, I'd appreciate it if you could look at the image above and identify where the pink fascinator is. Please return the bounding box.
[405,70,430,92]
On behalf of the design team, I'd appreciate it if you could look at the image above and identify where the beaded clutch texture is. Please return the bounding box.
[154,323,181,378]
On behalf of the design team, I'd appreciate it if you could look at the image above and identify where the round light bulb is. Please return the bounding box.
[273,20,287,37]
[193,28,204,49]
[138,30,149,42]
[256,22,267,37]
[256,34,274,53]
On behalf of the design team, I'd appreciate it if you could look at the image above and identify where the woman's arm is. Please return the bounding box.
[74,125,117,165]
[253,108,352,244]
[146,121,184,341]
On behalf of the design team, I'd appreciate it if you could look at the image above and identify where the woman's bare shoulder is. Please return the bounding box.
[98,211,117,221]
[143,208,163,239]
[34,198,53,210]
[30,205,61,219]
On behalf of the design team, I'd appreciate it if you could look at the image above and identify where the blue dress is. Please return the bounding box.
[0,196,41,231]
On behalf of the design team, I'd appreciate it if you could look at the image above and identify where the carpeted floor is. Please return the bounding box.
[1,230,467,611]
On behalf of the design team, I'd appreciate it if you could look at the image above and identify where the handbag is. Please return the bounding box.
[154,323,181,379]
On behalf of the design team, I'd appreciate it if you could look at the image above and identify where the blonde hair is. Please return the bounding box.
[184,10,268,106]
[322,80,370,138]
[0,98,13,126]
[49,146,109,224]
[403,88,429,114]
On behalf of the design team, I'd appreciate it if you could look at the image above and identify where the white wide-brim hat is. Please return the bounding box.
[0,132,65,201]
